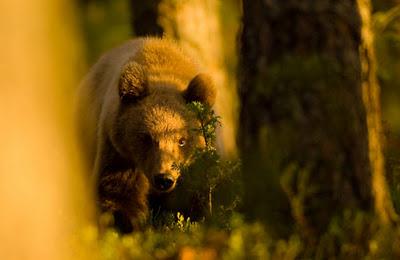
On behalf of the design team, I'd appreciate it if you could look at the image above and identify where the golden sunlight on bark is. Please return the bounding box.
[158,0,238,157]
[358,0,398,224]
[0,0,91,259]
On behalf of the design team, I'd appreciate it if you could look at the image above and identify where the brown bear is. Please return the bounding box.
[76,37,216,233]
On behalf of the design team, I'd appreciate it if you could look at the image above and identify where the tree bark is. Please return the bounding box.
[130,0,238,157]
[358,0,397,224]
[130,1,164,37]
[239,0,396,239]
[0,0,91,259]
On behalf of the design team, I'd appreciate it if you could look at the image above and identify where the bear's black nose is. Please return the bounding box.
[154,174,175,191]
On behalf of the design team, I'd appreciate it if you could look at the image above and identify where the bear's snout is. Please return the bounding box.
[153,174,176,192]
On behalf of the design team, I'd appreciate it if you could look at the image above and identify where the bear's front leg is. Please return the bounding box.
[98,168,150,233]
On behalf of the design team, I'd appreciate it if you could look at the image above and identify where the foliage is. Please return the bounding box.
[374,5,400,132]
[81,29,400,259]
[87,103,248,259]
[375,4,400,215]
[84,210,400,259]
[187,101,221,149]
[74,1,400,259]
[385,130,400,213]
[171,101,242,225]
[79,213,305,260]
[87,100,399,259]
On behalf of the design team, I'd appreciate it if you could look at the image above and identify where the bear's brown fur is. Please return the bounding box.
[76,38,216,233]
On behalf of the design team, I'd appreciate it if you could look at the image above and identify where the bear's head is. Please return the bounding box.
[111,61,216,194]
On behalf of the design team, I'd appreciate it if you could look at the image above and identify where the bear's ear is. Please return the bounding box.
[184,73,216,106]
[119,61,148,103]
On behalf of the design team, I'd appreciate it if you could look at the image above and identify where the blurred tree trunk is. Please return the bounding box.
[239,0,396,240]
[358,0,397,225]
[130,1,163,36]
[130,0,239,157]
[0,0,92,259]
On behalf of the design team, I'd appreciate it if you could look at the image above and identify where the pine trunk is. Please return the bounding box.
[130,1,163,36]
[239,0,396,239]
[0,0,91,259]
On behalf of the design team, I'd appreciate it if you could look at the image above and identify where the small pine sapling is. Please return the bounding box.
[173,102,242,224]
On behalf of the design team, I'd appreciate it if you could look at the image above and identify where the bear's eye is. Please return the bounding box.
[178,138,186,147]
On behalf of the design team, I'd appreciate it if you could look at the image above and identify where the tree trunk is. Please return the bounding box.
[358,0,397,225]
[239,0,396,239]
[130,0,238,157]
[0,0,91,259]
[130,1,164,37]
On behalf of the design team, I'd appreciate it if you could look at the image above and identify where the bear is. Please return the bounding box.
[76,37,216,233]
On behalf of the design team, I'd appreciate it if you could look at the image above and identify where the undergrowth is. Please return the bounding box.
[76,102,400,260]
